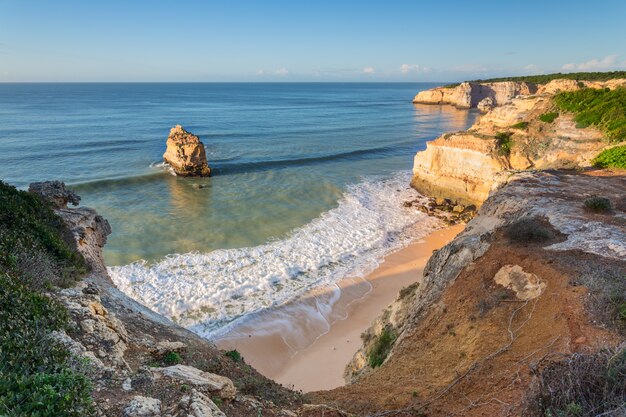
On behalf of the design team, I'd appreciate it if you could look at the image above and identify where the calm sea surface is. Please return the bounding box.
[0,83,477,333]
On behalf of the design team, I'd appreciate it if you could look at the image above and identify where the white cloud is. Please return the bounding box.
[400,63,420,73]
[362,66,375,74]
[275,68,290,76]
[562,54,620,71]
[256,69,266,75]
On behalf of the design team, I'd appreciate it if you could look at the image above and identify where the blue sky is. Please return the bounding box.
[1,0,625,82]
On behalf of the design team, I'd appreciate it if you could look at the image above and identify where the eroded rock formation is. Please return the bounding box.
[413,81,537,108]
[163,125,212,177]
[410,80,625,205]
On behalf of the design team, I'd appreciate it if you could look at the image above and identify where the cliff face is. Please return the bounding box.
[413,78,626,110]
[316,170,626,416]
[413,81,537,110]
[410,80,625,206]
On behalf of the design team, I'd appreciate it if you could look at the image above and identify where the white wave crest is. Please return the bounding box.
[108,171,439,337]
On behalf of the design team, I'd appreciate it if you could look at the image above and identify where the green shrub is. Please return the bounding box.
[539,112,559,123]
[367,327,397,368]
[0,181,94,416]
[553,88,626,142]
[225,349,242,362]
[0,181,86,289]
[510,121,529,130]
[495,132,513,156]
[592,145,626,169]
[164,351,182,365]
[584,196,612,212]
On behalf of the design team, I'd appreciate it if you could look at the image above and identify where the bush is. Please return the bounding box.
[584,196,612,212]
[592,146,626,170]
[539,112,559,123]
[164,351,182,365]
[495,132,513,156]
[225,349,242,362]
[367,327,397,368]
[504,217,554,243]
[554,88,626,142]
[511,121,529,130]
[0,181,94,416]
[524,347,626,417]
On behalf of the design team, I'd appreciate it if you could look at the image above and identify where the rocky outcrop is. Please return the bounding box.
[154,365,236,400]
[29,181,112,272]
[29,180,81,209]
[163,125,212,177]
[413,81,537,108]
[410,81,622,206]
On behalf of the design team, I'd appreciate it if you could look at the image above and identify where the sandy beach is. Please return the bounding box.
[215,224,464,392]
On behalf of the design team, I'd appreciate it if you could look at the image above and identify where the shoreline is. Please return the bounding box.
[215,223,464,392]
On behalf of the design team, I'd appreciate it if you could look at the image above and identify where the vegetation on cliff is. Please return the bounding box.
[445,71,626,87]
[0,181,93,416]
[553,88,626,142]
[592,145,626,169]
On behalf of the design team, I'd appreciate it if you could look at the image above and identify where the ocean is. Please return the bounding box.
[0,82,478,336]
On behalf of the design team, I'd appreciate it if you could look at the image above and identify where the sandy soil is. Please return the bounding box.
[215,225,464,392]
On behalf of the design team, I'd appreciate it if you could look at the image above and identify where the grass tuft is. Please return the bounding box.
[367,327,397,368]
[539,112,559,123]
[584,196,612,212]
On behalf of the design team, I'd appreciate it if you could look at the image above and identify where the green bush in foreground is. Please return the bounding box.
[539,112,559,123]
[495,132,513,156]
[592,145,626,169]
[367,327,397,368]
[0,181,94,416]
[554,88,626,142]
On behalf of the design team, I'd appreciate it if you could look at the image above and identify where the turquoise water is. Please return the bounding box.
[0,83,477,333]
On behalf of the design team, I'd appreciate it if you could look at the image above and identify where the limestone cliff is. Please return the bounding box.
[413,81,537,110]
[411,80,626,206]
[412,78,626,110]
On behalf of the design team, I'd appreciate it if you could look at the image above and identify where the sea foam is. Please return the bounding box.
[108,171,440,338]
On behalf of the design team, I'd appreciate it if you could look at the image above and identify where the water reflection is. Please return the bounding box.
[412,103,479,132]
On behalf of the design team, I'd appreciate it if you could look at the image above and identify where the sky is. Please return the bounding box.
[1,0,625,82]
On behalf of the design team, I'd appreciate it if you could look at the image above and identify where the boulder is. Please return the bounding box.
[156,365,236,399]
[28,180,80,209]
[163,125,211,177]
[177,389,226,417]
[477,97,495,113]
[124,396,161,417]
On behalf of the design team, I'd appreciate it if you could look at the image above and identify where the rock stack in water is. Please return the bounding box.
[163,125,212,177]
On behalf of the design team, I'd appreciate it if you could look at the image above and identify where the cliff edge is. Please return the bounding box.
[411,79,626,206]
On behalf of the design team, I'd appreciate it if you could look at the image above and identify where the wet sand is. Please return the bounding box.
[215,224,464,392]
